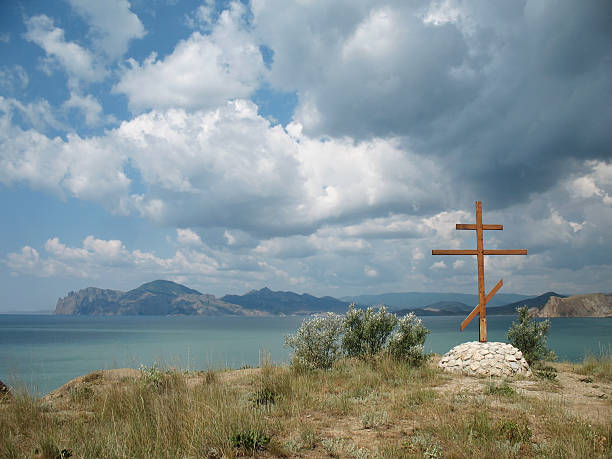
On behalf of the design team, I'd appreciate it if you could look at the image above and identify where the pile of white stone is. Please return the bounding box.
[438,341,532,377]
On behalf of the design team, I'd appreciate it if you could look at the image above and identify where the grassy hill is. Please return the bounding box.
[1,355,610,458]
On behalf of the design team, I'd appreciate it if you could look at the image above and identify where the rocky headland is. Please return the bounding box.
[531,293,612,318]
[55,280,265,316]
[54,280,350,316]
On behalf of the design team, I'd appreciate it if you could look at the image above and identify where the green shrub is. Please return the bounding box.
[230,428,270,451]
[533,364,558,381]
[497,419,531,443]
[139,363,166,390]
[506,306,556,365]
[408,431,442,458]
[252,388,277,407]
[485,381,516,397]
[285,305,430,370]
[283,313,343,370]
[386,312,430,365]
[468,412,494,441]
[360,410,388,428]
[342,304,398,358]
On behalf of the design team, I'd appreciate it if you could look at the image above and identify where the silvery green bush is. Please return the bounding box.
[284,305,431,370]
[386,312,430,366]
[506,306,556,365]
[283,312,343,370]
[341,304,398,358]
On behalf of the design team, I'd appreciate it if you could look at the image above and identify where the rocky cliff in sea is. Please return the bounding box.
[55,287,124,315]
[534,293,612,318]
[55,280,265,316]
[486,292,566,315]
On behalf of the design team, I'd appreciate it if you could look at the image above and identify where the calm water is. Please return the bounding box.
[1,314,610,395]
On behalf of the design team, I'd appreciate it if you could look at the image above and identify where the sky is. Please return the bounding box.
[1,0,611,310]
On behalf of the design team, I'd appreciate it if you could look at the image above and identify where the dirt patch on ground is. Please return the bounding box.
[512,364,611,424]
[44,369,139,400]
[433,361,611,425]
[42,368,140,414]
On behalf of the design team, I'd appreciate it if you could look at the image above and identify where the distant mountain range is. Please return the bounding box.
[221,287,349,315]
[342,291,529,309]
[54,279,606,317]
[393,292,566,317]
[55,280,350,316]
[55,280,265,316]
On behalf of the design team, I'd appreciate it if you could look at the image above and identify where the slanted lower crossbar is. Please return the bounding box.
[460,278,503,331]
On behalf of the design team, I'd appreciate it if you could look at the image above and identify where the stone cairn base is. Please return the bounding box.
[438,341,532,377]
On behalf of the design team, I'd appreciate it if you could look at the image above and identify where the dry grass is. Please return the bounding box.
[574,351,612,383]
[1,355,610,458]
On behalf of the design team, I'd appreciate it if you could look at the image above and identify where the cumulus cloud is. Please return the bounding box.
[0,99,129,202]
[0,96,65,132]
[254,236,317,259]
[114,2,266,112]
[5,235,218,279]
[430,260,447,270]
[568,161,612,204]
[0,65,29,92]
[5,245,88,277]
[7,246,42,273]
[67,0,145,59]
[2,95,449,236]
[176,228,203,247]
[24,15,106,87]
[62,92,116,127]
[253,0,612,210]
[185,0,215,31]
[253,0,476,137]
[4,176,612,295]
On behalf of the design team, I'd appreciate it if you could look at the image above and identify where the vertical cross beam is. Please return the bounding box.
[475,201,486,342]
[432,201,527,342]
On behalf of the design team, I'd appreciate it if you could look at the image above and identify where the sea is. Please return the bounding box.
[1,314,610,396]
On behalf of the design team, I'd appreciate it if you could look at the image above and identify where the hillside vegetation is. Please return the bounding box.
[1,355,610,458]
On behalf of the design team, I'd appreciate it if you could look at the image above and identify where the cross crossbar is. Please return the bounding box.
[456,224,503,230]
[432,249,527,256]
[460,279,503,331]
[431,201,527,342]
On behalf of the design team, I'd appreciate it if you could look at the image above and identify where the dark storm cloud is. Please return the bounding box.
[256,0,612,211]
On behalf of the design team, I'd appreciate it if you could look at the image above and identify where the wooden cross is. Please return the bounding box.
[432,201,527,342]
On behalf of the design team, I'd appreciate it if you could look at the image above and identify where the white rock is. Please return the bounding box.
[438,342,531,378]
